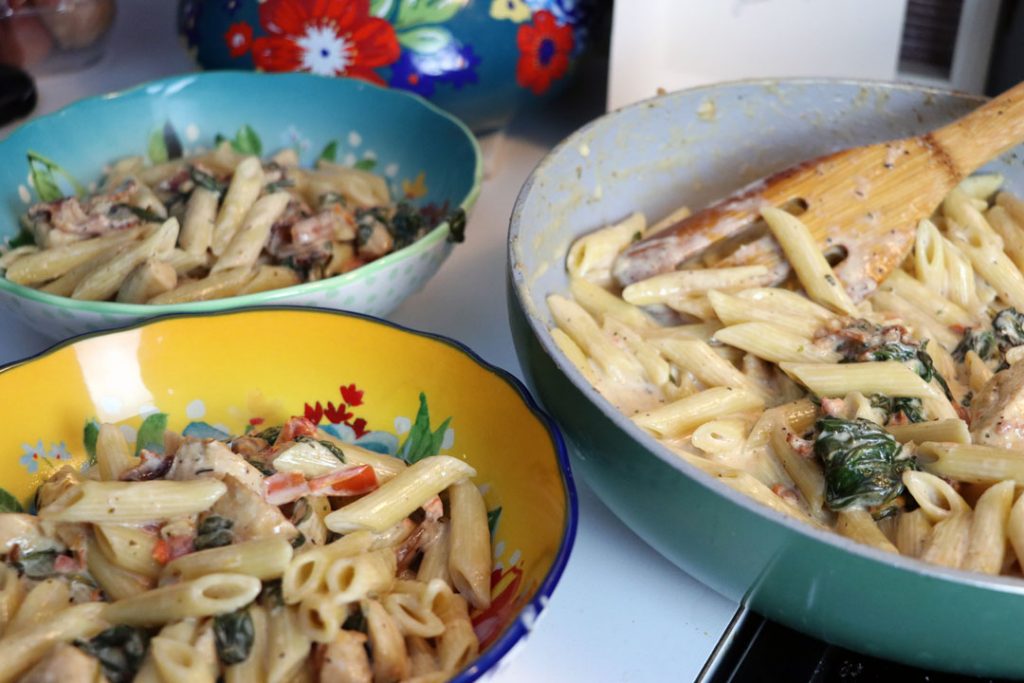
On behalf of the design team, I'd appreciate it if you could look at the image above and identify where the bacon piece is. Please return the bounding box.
[119,448,173,481]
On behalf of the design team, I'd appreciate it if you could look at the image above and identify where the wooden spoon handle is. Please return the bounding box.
[931,80,1024,176]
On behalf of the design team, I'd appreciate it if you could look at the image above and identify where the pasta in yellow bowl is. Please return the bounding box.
[549,174,1024,576]
[0,308,575,683]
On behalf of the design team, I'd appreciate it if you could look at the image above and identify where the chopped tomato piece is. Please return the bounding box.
[307,465,378,497]
[277,416,318,445]
[264,470,310,505]
[53,554,83,574]
[152,538,171,565]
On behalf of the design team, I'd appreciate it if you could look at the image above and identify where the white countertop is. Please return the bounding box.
[0,2,740,680]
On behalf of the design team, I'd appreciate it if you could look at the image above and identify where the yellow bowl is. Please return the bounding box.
[0,307,576,681]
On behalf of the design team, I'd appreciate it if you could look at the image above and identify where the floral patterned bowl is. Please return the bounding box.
[0,306,577,682]
[0,71,481,340]
[177,0,597,132]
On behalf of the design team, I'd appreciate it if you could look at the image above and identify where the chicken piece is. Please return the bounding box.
[970,362,1024,449]
[35,465,81,509]
[0,514,62,555]
[318,630,372,683]
[168,440,265,493]
[17,643,102,683]
[210,476,297,543]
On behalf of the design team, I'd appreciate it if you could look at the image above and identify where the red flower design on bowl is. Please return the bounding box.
[515,10,574,95]
[224,21,253,57]
[251,0,400,84]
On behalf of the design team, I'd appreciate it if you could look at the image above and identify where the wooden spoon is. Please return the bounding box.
[612,81,1024,300]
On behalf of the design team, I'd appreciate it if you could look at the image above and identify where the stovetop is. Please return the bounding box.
[698,609,1011,683]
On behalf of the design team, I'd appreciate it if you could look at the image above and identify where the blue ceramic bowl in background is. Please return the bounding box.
[0,71,481,339]
[177,0,597,132]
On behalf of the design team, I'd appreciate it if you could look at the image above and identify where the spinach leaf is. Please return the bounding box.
[135,413,167,455]
[117,204,166,224]
[290,531,306,549]
[0,487,22,513]
[231,124,262,156]
[446,207,467,244]
[84,419,100,465]
[814,417,915,513]
[295,435,346,463]
[354,158,376,171]
[195,515,234,550]
[28,154,63,202]
[869,395,926,424]
[245,458,275,476]
[14,549,58,579]
[5,227,35,250]
[163,121,183,160]
[252,425,282,444]
[952,328,996,362]
[398,393,452,464]
[342,606,367,633]
[214,609,255,665]
[75,625,151,683]
[487,506,502,538]
[259,579,284,608]
[189,166,225,194]
[27,150,84,200]
[994,308,1024,352]
[147,128,168,164]
[318,140,339,162]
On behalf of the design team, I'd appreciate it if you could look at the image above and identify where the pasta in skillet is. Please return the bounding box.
[551,173,1024,577]
[0,128,456,304]
[0,412,490,682]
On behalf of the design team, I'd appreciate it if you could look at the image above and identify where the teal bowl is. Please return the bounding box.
[507,79,1024,677]
[0,71,482,340]
[177,0,597,132]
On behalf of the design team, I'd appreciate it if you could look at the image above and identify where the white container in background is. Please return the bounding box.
[607,0,909,110]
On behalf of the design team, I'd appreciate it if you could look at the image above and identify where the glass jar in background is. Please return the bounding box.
[0,0,116,75]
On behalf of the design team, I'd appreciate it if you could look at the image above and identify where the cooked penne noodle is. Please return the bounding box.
[769,425,827,521]
[213,191,291,272]
[95,422,134,481]
[418,521,452,586]
[836,509,898,554]
[920,511,972,569]
[72,218,178,301]
[918,442,1024,485]
[116,258,178,303]
[570,275,653,330]
[238,264,302,295]
[211,156,264,256]
[895,509,932,558]
[622,265,770,306]
[633,387,764,438]
[265,604,312,683]
[94,524,162,578]
[902,470,970,523]
[566,212,646,287]
[146,266,255,304]
[885,419,970,445]
[713,322,841,364]
[880,269,974,327]
[4,227,140,286]
[163,537,294,581]
[651,337,766,399]
[6,578,70,635]
[325,456,476,534]
[179,186,220,256]
[40,479,227,523]
[363,597,411,683]
[104,572,261,625]
[0,603,108,683]
[760,207,856,315]
[447,479,492,610]
[548,294,645,384]
[963,479,1015,575]
[914,219,948,295]
[707,289,822,337]
[282,531,374,604]
[323,549,396,604]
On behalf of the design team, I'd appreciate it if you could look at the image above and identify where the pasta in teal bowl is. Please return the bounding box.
[0,71,482,340]
[0,306,575,682]
[509,79,1024,677]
